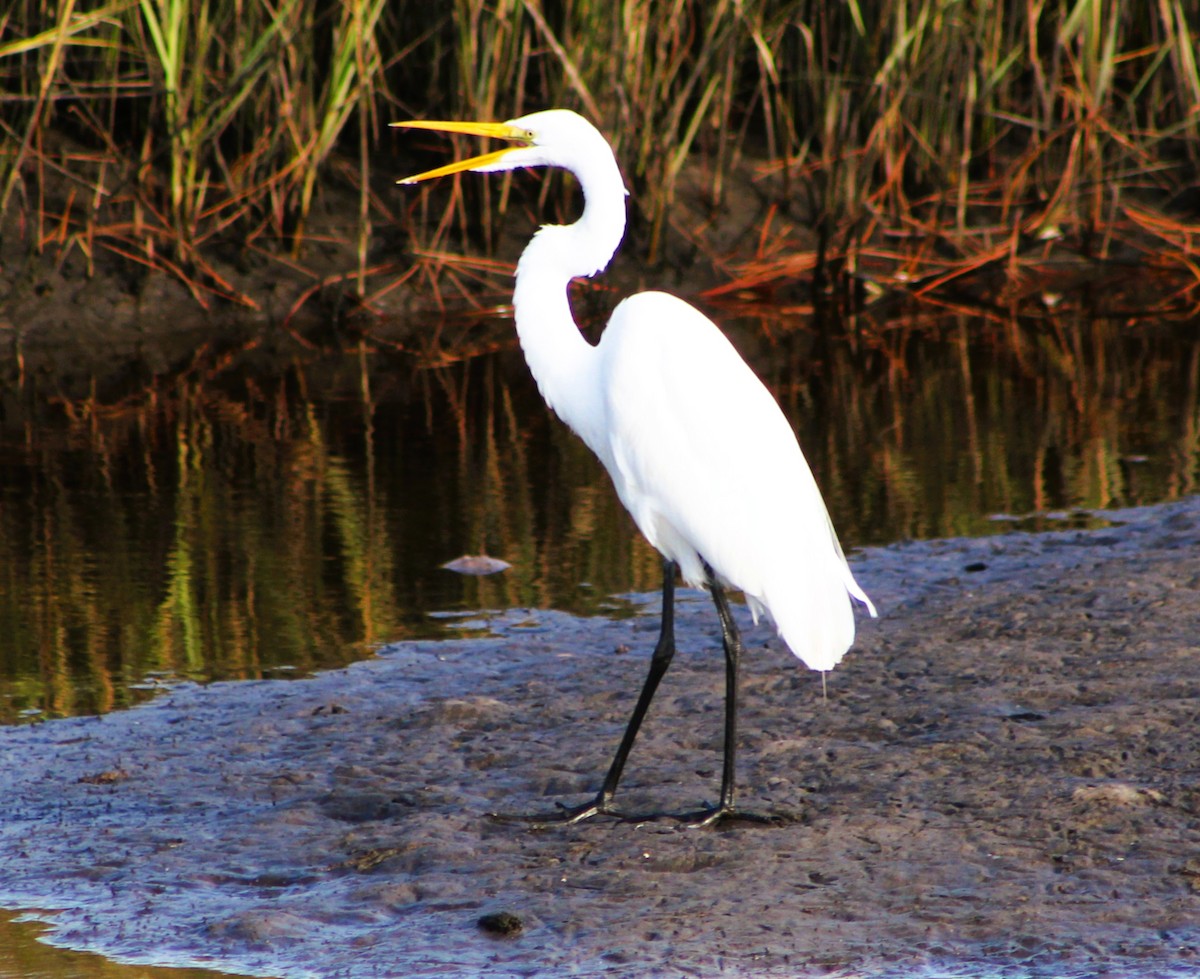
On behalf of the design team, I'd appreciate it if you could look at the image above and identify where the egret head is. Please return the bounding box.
[393,109,621,189]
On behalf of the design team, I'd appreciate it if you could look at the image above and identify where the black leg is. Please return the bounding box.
[494,558,678,825]
[674,566,743,826]
[587,557,678,810]
[690,567,784,827]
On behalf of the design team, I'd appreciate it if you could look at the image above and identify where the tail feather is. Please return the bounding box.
[762,557,875,673]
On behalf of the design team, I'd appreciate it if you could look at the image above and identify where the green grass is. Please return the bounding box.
[1,0,1197,310]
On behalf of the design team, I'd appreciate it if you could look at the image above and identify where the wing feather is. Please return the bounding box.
[597,292,871,670]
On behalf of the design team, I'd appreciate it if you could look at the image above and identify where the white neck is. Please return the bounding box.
[511,172,627,455]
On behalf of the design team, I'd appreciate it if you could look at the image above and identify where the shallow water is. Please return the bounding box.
[0,910,250,979]
[1,307,1197,724]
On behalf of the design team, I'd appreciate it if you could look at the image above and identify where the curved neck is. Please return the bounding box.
[512,171,627,452]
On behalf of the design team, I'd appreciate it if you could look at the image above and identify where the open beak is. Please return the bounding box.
[391,120,533,184]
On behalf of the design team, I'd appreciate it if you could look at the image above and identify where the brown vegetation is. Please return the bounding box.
[1,1,1199,322]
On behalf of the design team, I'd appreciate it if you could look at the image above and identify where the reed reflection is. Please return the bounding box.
[1,309,1196,723]
[741,308,1200,543]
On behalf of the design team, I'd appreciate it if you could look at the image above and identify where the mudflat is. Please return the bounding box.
[2,499,1199,977]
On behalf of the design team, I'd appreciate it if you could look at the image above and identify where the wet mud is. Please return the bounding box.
[2,499,1200,977]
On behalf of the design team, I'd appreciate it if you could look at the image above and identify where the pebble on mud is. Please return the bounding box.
[477,911,524,937]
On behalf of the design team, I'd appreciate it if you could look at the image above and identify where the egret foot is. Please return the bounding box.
[487,794,624,828]
[677,805,799,829]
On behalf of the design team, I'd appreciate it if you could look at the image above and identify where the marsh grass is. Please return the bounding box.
[2,0,1198,313]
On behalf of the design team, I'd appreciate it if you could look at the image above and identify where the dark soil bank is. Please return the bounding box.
[2,499,1200,978]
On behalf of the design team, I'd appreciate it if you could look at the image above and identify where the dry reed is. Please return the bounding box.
[1,1,1197,310]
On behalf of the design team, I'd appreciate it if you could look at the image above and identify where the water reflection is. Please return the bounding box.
[0,909,249,979]
[1,308,1196,723]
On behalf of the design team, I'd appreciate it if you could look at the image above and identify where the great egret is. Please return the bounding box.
[395,109,876,825]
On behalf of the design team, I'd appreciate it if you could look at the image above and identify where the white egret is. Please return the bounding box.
[394,109,876,825]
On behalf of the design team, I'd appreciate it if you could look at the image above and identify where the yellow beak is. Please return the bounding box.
[391,120,534,184]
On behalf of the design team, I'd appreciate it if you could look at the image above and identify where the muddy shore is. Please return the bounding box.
[2,497,1199,977]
